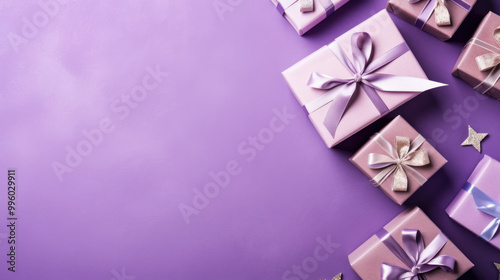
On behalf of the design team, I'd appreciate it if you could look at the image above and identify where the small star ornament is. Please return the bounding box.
[332,273,342,280]
[462,125,488,153]
[494,262,500,280]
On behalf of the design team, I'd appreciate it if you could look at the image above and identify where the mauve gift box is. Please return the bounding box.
[350,116,447,205]
[446,155,500,250]
[282,10,442,148]
[452,12,500,100]
[349,207,474,280]
[386,0,475,41]
[270,0,350,35]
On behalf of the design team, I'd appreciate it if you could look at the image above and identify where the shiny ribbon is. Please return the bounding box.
[376,228,456,280]
[276,0,335,16]
[464,182,500,241]
[368,133,430,192]
[466,32,500,94]
[411,0,472,29]
[305,32,445,138]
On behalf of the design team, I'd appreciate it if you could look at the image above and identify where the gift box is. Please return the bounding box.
[452,12,500,100]
[282,10,446,148]
[349,116,447,205]
[446,155,500,249]
[270,0,350,35]
[386,0,475,41]
[349,207,474,280]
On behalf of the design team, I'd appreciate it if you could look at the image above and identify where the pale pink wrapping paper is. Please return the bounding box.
[386,0,475,41]
[270,0,350,35]
[452,12,500,100]
[350,116,447,205]
[446,155,500,250]
[282,10,435,148]
[349,207,474,280]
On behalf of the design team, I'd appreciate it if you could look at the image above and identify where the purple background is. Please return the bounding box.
[1,0,500,279]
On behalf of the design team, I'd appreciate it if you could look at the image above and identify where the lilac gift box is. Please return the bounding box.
[349,207,474,280]
[452,12,500,100]
[282,10,445,148]
[350,116,447,205]
[270,0,350,35]
[446,155,500,250]
[386,0,475,41]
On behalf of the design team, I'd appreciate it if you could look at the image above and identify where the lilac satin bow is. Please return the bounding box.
[368,133,430,192]
[464,182,500,241]
[376,228,456,280]
[411,0,472,29]
[306,32,445,138]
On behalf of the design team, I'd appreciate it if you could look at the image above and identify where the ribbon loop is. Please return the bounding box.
[475,27,500,72]
[305,32,446,138]
[368,134,430,192]
[377,228,456,280]
[464,182,500,241]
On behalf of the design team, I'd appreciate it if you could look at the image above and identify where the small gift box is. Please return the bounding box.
[350,116,447,205]
[386,0,475,41]
[446,155,500,250]
[452,12,500,100]
[270,0,350,35]
[349,207,474,280]
[282,10,445,148]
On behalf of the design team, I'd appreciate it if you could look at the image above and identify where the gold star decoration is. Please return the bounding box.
[494,262,500,280]
[461,125,488,153]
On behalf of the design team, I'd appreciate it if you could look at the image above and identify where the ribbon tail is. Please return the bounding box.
[480,218,500,241]
[360,83,389,115]
[393,165,408,192]
[372,165,397,187]
[434,0,451,26]
[365,74,447,92]
[323,83,357,138]
[381,263,411,280]
[475,53,500,72]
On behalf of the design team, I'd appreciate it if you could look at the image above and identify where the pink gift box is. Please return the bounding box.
[446,155,500,250]
[270,0,350,35]
[452,12,500,100]
[282,10,445,148]
[350,116,447,205]
[349,207,474,280]
[386,0,476,41]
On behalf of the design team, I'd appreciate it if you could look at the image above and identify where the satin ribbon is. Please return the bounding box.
[305,32,445,138]
[276,0,335,16]
[465,33,500,94]
[376,228,456,280]
[368,133,430,192]
[464,182,500,241]
[411,0,471,29]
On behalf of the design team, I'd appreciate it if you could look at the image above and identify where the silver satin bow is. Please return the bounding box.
[368,134,430,192]
[476,27,500,72]
[410,0,451,26]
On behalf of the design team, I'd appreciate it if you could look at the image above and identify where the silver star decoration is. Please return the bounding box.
[332,273,342,280]
[494,262,500,280]
[461,125,488,153]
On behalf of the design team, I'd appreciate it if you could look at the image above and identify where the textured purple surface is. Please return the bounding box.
[1,0,500,279]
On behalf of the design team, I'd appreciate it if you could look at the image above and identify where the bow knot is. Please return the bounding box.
[475,27,500,72]
[377,228,456,280]
[305,32,445,138]
[368,134,430,192]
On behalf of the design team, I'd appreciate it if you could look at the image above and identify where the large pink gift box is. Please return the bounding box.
[387,0,475,41]
[282,10,445,148]
[270,0,350,35]
[446,155,500,250]
[350,116,447,205]
[349,207,474,280]
[452,12,500,100]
